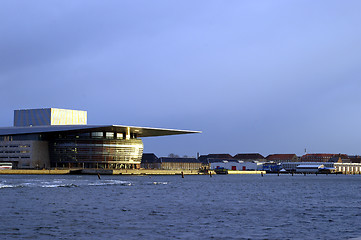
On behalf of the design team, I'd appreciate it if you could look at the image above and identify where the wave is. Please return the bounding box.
[88,180,132,186]
[0,183,23,188]
[150,182,168,185]
[0,179,133,189]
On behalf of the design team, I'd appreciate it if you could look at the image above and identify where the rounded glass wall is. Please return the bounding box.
[48,131,143,169]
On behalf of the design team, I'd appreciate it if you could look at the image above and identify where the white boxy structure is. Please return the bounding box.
[210,160,263,171]
[14,108,87,126]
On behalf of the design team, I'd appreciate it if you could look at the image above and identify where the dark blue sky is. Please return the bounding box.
[1,1,361,157]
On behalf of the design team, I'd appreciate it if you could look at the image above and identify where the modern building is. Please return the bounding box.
[0,108,200,169]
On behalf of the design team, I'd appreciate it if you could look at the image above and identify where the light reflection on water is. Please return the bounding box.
[0,174,360,240]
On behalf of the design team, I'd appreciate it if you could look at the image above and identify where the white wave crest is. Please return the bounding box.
[151,182,168,185]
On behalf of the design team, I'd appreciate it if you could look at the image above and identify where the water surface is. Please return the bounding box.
[0,174,360,239]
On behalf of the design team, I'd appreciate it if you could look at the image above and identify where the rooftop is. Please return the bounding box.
[0,124,201,137]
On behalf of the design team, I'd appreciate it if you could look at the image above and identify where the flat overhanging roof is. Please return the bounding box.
[0,125,201,137]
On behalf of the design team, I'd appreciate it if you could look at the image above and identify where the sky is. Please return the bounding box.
[1,0,361,158]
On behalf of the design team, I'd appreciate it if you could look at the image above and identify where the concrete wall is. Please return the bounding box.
[0,140,50,169]
[31,141,50,169]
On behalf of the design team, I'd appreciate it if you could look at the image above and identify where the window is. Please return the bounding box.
[106,132,114,139]
[92,132,103,138]
[78,132,90,138]
[116,133,124,139]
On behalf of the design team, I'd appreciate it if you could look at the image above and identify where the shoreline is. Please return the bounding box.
[0,169,266,175]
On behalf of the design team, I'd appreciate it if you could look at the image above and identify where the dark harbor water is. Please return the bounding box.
[1,174,361,240]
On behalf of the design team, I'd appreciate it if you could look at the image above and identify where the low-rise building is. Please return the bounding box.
[281,162,335,172]
[295,164,335,173]
[210,160,262,171]
[141,154,202,170]
[329,154,350,163]
[158,157,202,170]
[233,153,265,162]
[300,154,335,162]
[262,162,282,173]
[266,154,298,163]
[334,162,361,174]
[198,154,233,164]
[347,155,361,163]
[140,153,160,169]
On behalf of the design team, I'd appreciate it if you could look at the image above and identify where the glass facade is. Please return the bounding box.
[48,131,143,169]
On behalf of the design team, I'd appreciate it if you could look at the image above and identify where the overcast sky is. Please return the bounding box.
[1,1,361,157]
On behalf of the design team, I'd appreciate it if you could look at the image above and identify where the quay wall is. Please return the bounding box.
[0,169,206,175]
[227,170,266,175]
[0,169,70,175]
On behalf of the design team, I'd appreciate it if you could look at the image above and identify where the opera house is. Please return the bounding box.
[0,108,199,169]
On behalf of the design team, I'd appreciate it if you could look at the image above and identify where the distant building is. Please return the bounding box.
[262,162,282,173]
[233,153,265,162]
[281,162,335,172]
[198,154,233,164]
[300,154,335,162]
[158,157,202,170]
[296,164,335,173]
[141,154,202,170]
[140,153,160,169]
[347,155,361,163]
[210,160,261,171]
[328,154,350,163]
[335,162,361,174]
[266,154,298,163]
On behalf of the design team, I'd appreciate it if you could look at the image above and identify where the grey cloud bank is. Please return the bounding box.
[1,0,361,157]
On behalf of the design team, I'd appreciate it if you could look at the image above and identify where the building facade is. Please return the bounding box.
[158,157,202,170]
[0,108,199,169]
[300,154,335,162]
[281,162,335,172]
[210,160,262,171]
[334,163,361,174]
[141,154,202,170]
[266,154,298,163]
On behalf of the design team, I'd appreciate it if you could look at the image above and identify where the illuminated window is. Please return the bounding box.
[106,132,114,139]
[92,132,103,138]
